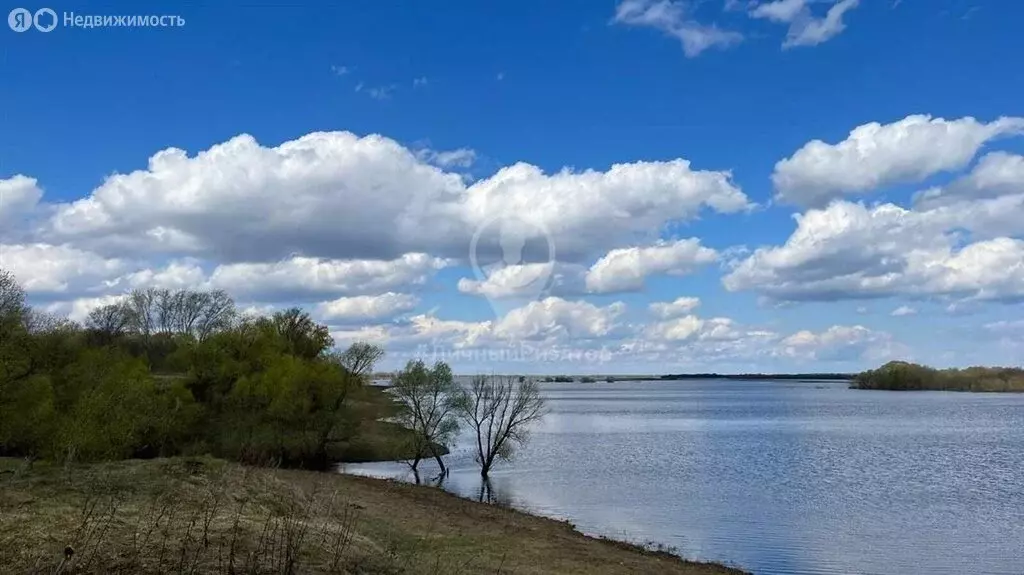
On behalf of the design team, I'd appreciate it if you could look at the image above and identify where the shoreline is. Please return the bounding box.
[335,460,745,574]
[0,456,748,574]
[342,470,749,574]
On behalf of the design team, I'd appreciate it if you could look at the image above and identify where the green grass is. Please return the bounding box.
[328,386,449,463]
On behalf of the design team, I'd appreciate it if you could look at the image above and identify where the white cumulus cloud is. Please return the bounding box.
[492,297,627,341]
[0,243,127,294]
[41,131,749,267]
[207,253,449,300]
[649,296,702,318]
[723,200,1024,303]
[316,292,419,323]
[585,238,718,293]
[776,325,900,363]
[772,115,1024,207]
[0,175,44,227]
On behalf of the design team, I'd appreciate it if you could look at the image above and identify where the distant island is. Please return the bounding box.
[376,365,1024,392]
[504,374,856,383]
[536,374,854,383]
[659,373,853,381]
[852,361,1024,392]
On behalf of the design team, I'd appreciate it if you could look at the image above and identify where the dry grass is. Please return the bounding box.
[0,457,745,574]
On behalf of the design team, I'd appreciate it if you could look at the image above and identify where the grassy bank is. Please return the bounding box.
[0,457,745,575]
[852,361,1024,392]
[326,385,448,463]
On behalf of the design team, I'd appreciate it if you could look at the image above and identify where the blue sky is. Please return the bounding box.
[2,0,1023,373]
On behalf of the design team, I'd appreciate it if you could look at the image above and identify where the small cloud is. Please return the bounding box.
[961,6,980,20]
[985,319,1024,333]
[891,305,916,317]
[413,76,428,88]
[891,0,902,8]
[496,72,505,81]
[945,301,980,316]
[368,86,395,100]
[359,85,396,100]
[416,147,477,169]
[749,0,860,49]
[720,244,751,260]
[757,296,795,310]
[612,0,743,58]
[331,64,350,76]
[856,306,869,314]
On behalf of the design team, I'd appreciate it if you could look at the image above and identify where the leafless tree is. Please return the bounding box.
[336,342,386,382]
[153,288,178,335]
[455,375,545,478]
[0,269,31,383]
[194,290,235,340]
[391,360,460,477]
[0,268,27,322]
[123,288,236,341]
[127,288,159,338]
[86,302,135,342]
[22,309,77,334]
[171,289,203,334]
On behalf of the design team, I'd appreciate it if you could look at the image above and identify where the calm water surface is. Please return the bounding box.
[341,380,1024,575]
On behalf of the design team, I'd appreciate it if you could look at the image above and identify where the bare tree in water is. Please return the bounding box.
[455,375,545,478]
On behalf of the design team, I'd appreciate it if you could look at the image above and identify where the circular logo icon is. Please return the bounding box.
[8,8,32,32]
[468,213,556,313]
[33,8,57,32]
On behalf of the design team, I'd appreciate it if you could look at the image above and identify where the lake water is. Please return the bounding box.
[340,380,1024,575]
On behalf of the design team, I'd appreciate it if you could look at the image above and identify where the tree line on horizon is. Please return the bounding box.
[659,372,855,380]
[852,360,1024,392]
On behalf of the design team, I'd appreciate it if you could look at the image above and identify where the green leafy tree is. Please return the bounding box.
[0,268,409,471]
[391,360,460,477]
[224,344,378,469]
[47,348,194,462]
[0,373,54,458]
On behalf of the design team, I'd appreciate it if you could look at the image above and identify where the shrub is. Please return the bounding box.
[853,361,1024,392]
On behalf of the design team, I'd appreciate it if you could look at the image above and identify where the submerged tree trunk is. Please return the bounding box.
[430,447,447,476]
[476,478,495,503]
[408,455,422,482]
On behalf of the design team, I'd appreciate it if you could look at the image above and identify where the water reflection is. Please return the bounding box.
[358,459,516,506]
[341,380,1024,575]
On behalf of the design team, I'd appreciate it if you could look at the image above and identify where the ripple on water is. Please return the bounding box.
[342,380,1024,575]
